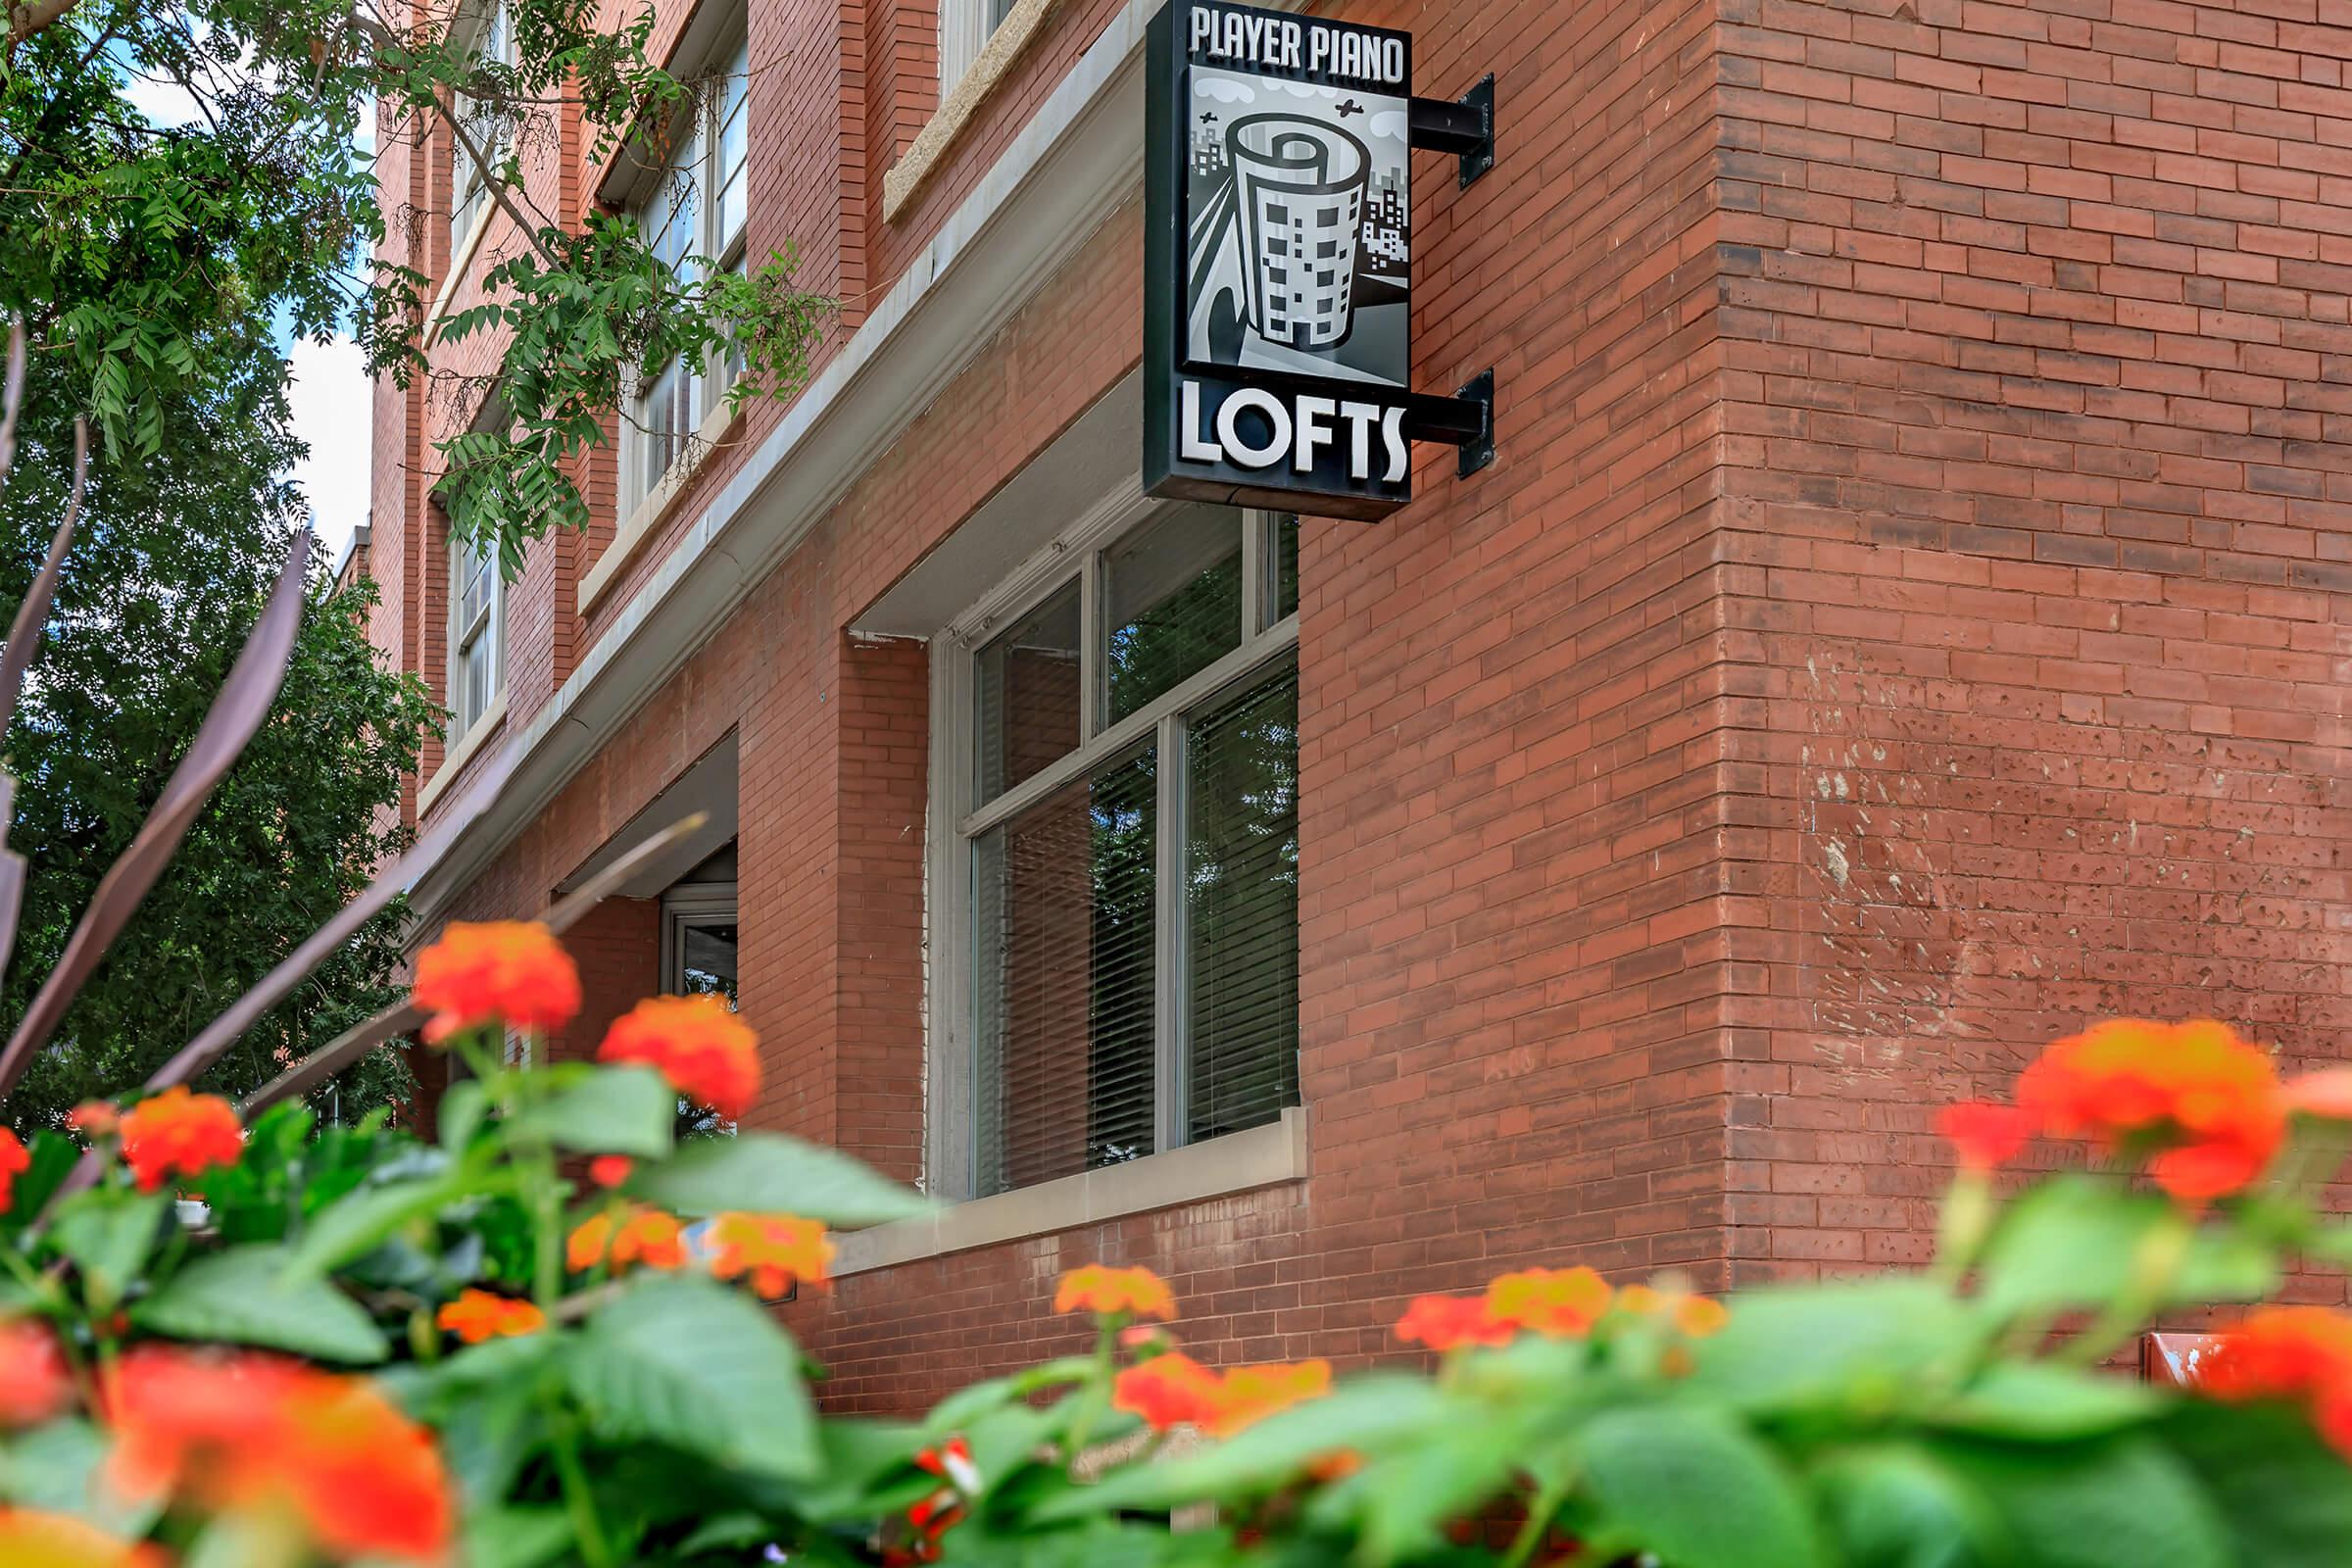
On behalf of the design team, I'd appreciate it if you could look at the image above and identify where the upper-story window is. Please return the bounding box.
[450,0,514,260]
[624,32,751,515]
[942,500,1302,1199]
[941,0,1018,87]
[448,522,503,737]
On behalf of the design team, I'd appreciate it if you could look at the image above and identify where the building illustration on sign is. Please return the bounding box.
[1183,65,1410,388]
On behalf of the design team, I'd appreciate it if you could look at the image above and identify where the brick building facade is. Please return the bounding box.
[368,0,2352,1413]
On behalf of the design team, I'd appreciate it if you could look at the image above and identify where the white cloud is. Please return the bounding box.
[1196,76,1255,104]
[1369,110,1406,142]
[284,337,369,566]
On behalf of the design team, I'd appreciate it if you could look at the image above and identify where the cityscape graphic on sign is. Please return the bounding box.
[1184,64,1410,389]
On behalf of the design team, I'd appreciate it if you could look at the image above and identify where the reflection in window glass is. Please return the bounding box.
[974,748,1157,1197]
[1274,513,1299,623]
[975,579,1082,805]
[1186,668,1299,1144]
[1105,505,1243,725]
[678,922,739,1005]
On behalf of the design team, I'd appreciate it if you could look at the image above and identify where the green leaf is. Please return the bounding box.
[52,1191,169,1312]
[1040,1377,1448,1517]
[1928,1364,2160,1443]
[0,1133,82,1234]
[441,1079,489,1152]
[0,1417,161,1538]
[2155,1401,2352,1567]
[626,1130,932,1227]
[511,1065,674,1157]
[564,1272,818,1480]
[1934,1436,2229,1568]
[282,1176,461,1279]
[1815,1446,1999,1568]
[1978,1178,2276,1321]
[133,1245,390,1363]
[1680,1279,1979,1415]
[1581,1404,1826,1568]
[461,1505,573,1568]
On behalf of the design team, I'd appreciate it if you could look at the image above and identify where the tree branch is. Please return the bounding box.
[8,0,82,49]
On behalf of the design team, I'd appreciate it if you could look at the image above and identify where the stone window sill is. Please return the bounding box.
[832,1107,1309,1276]
[881,0,1063,223]
[581,387,745,613]
[417,689,507,816]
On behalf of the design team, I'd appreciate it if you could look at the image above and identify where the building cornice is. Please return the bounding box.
[407,0,1176,928]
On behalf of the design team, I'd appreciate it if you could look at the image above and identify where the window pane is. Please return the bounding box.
[1273,513,1299,622]
[974,579,1081,806]
[679,921,739,1004]
[974,748,1157,1197]
[1105,504,1244,725]
[1186,667,1299,1145]
[714,43,750,252]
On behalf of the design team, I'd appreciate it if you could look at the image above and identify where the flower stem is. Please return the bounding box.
[1501,1480,1570,1568]
[548,1409,616,1568]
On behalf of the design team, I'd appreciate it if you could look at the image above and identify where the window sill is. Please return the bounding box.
[832,1108,1308,1277]
[417,690,508,816]
[427,207,496,334]
[580,386,745,614]
[881,0,1064,224]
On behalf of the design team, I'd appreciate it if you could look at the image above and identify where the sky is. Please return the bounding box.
[119,59,373,571]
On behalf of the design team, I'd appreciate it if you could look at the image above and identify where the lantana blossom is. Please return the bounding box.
[597,995,760,1121]
[412,920,581,1045]
[117,1089,243,1194]
[1054,1264,1177,1321]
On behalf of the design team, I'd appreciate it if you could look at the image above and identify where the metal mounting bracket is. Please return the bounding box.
[1400,368,1497,479]
[1408,74,1497,187]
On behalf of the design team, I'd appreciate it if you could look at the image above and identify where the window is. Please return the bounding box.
[447,523,503,736]
[662,846,740,1139]
[940,0,1020,86]
[450,0,514,259]
[625,34,752,514]
[948,502,1301,1199]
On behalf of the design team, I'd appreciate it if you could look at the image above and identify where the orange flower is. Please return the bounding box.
[707,1212,834,1298]
[0,1128,26,1213]
[2015,1019,2284,1203]
[1619,1284,1730,1339]
[0,1321,70,1426]
[1111,1352,1330,1437]
[413,920,581,1045]
[2195,1306,2352,1460]
[588,1154,633,1189]
[596,995,760,1121]
[566,1205,687,1276]
[117,1088,243,1194]
[67,1102,120,1140]
[1396,1294,1515,1350]
[0,1510,161,1568]
[1210,1359,1331,1437]
[1054,1264,1176,1321]
[1113,1352,1225,1432]
[105,1348,451,1563]
[435,1290,546,1345]
[1486,1266,1611,1339]
[2286,1068,2352,1120]
[1937,1101,2033,1173]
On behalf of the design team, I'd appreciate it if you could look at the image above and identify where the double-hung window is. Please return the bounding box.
[626,35,751,514]
[946,501,1302,1200]
[450,0,514,259]
[448,524,503,738]
[940,0,1018,86]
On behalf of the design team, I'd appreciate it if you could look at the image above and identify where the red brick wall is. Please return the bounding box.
[1711,0,2352,1292]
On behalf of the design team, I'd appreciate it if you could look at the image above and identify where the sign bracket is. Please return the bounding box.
[1401,369,1495,479]
[1408,75,1496,187]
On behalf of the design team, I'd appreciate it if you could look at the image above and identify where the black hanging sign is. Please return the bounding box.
[1144,0,1494,522]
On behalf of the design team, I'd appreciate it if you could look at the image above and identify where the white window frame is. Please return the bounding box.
[446,524,504,741]
[621,32,753,516]
[926,481,1298,1202]
[450,0,514,260]
[661,881,741,1000]
[939,0,1021,86]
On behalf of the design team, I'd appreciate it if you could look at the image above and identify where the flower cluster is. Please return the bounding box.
[1936,1019,2291,1204]
[413,920,582,1045]
[1054,1264,1177,1321]
[708,1212,833,1298]
[597,994,760,1122]
[0,1128,26,1213]
[2195,1306,2352,1458]
[888,1437,981,1567]
[436,1290,547,1345]
[1112,1350,1332,1437]
[0,1321,70,1427]
[1395,1265,1725,1353]
[566,1205,688,1276]
[104,1348,451,1563]
[117,1089,244,1195]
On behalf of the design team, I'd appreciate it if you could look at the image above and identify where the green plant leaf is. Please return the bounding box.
[1581,1404,1826,1568]
[564,1272,818,1480]
[626,1130,932,1227]
[52,1191,170,1312]
[132,1244,390,1363]
[0,1133,82,1234]
[1934,1436,2229,1568]
[1679,1280,1978,1415]
[441,1079,489,1152]
[461,1505,574,1568]
[1928,1364,2160,1443]
[1815,1445,1999,1568]
[1978,1178,2276,1321]
[511,1065,675,1158]
[282,1176,463,1280]
[0,1416,161,1538]
[2154,1401,2352,1567]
